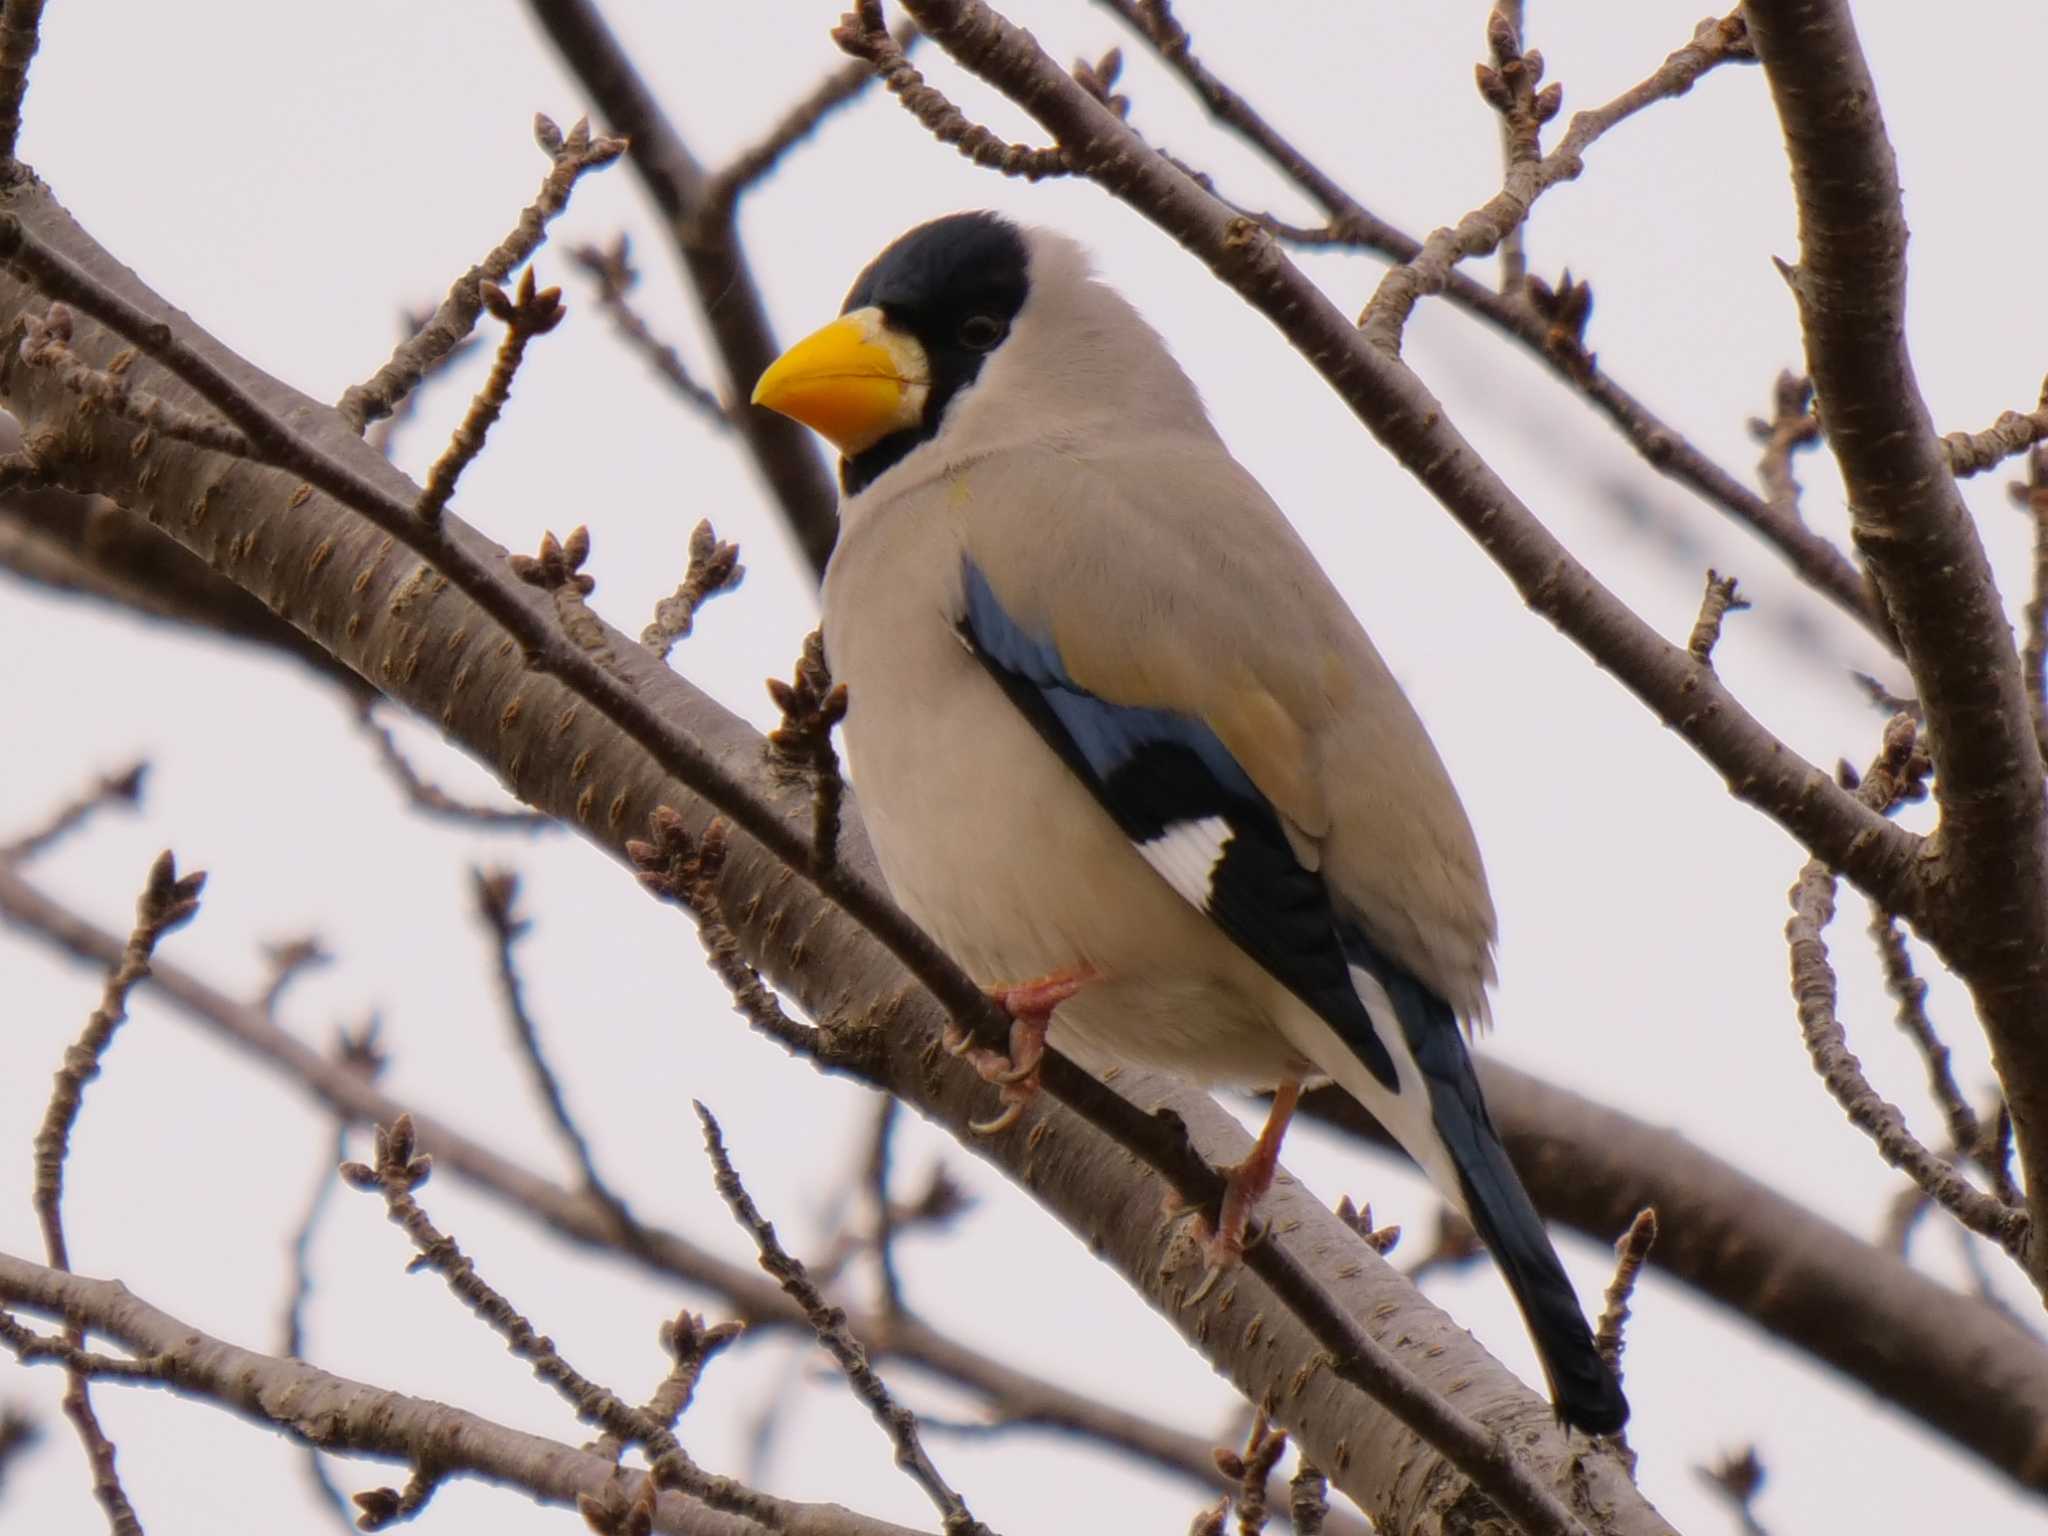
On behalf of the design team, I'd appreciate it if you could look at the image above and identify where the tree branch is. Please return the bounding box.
[1744,0,2048,1286]
[336,114,622,433]
[1358,13,1753,353]
[0,1252,921,1536]
[0,466,369,694]
[699,1106,994,1536]
[524,0,840,577]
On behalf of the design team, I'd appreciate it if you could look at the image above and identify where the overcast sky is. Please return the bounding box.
[2,4,2043,1533]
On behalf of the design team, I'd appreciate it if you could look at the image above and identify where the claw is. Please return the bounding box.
[991,1012,1049,1084]
[951,964,1096,1137]
[1185,1263,1223,1306]
[968,1099,1027,1136]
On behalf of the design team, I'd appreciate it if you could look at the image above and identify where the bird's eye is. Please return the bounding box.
[958,314,1007,351]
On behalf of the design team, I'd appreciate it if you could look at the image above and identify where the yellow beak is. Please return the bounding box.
[751,307,930,455]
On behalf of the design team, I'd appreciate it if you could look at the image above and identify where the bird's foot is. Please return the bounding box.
[944,965,1096,1135]
[1173,1080,1306,1272]
[986,967,1096,1023]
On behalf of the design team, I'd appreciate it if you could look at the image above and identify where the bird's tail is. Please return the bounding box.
[1419,1044,1630,1434]
[1322,927,1629,1434]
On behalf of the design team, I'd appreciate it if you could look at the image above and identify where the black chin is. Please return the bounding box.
[841,426,929,497]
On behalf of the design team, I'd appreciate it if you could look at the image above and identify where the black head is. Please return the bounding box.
[837,212,1031,494]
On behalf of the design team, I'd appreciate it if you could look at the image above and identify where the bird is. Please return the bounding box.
[750,211,1628,1435]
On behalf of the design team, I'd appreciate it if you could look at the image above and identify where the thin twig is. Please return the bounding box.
[766,630,848,871]
[1878,1183,1931,1257]
[32,849,204,1536]
[1867,908,1980,1161]
[1209,1414,1287,1536]
[1359,11,1753,351]
[342,1114,797,1531]
[1945,375,2048,478]
[1686,568,1749,664]
[510,523,615,670]
[338,114,622,432]
[1786,722,2030,1260]
[0,1403,39,1495]
[1698,1446,1772,1536]
[1593,1208,1657,1378]
[0,761,145,863]
[525,0,841,577]
[1288,1458,1329,1536]
[590,1311,745,1466]
[1749,370,1820,523]
[20,307,250,455]
[702,19,921,217]
[834,4,1070,180]
[365,308,481,462]
[697,1103,996,1536]
[642,518,745,660]
[0,1252,925,1536]
[255,935,330,1021]
[343,1114,606,1421]
[417,268,565,522]
[567,236,727,422]
[1491,0,1530,295]
[472,867,647,1245]
[354,701,555,830]
[279,1120,355,1529]
[626,813,820,1056]
[865,1095,908,1318]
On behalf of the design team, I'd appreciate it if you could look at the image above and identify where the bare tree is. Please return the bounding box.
[2,3,2044,1533]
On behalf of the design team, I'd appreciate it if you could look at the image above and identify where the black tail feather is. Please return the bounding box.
[1338,926,1628,1434]
[1426,1061,1630,1433]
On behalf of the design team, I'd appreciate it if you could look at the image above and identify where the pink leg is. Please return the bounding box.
[1204,1079,1303,1265]
[947,965,1096,1135]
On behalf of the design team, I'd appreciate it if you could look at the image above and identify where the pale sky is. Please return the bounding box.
[2,4,2043,1533]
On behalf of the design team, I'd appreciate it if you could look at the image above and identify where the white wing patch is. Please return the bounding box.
[1136,815,1233,911]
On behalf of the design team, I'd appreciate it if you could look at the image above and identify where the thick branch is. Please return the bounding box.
[1744,0,2048,1286]
[0,471,368,693]
[0,1252,919,1536]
